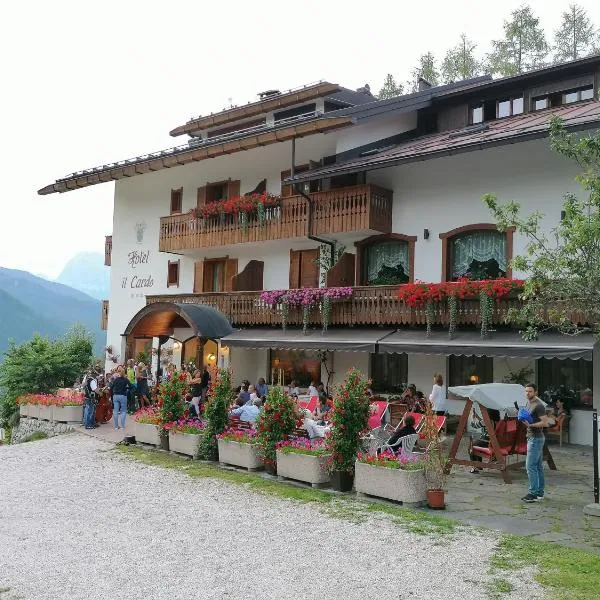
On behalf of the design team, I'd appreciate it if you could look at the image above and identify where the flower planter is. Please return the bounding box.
[39,406,53,421]
[134,422,161,446]
[19,404,29,418]
[52,405,84,423]
[217,439,263,471]
[276,450,331,487]
[28,404,40,419]
[426,489,446,509]
[330,470,354,492]
[169,432,201,457]
[354,461,427,506]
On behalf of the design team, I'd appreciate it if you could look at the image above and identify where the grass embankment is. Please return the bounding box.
[119,445,600,599]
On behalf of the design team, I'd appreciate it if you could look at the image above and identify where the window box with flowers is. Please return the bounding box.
[17,396,29,418]
[217,429,262,471]
[38,396,54,421]
[167,419,205,457]
[276,438,331,487]
[52,396,84,423]
[133,407,162,446]
[355,450,427,506]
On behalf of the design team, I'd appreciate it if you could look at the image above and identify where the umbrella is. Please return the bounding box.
[448,383,546,411]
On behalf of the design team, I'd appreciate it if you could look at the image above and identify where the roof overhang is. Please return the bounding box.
[378,330,596,360]
[169,82,342,137]
[38,116,353,196]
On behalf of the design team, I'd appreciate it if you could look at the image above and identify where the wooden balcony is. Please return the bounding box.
[146,287,522,328]
[104,235,112,266]
[101,300,109,330]
[159,184,392,252]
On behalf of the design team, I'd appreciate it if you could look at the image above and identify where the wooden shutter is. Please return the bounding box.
[170,188,182,214]
[167,260,180,287]
[227,180,240,199]
[224,258,238,292]
[193,260,204,293]
[203,262,213,293]
[326,253,355,287]
[197,186,207,207]
[289,249,301,288]
[300,249,319,288]
[281,169,293,198]
[232,260,264,291]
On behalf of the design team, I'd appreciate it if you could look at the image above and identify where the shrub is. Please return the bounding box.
[326,368,371,474]
[255,386,301,471]
[155,370,189,433]
[198,368,234,460]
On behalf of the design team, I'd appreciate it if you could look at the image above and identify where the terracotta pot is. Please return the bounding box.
[330,470,354,492]
[426,489,446,509]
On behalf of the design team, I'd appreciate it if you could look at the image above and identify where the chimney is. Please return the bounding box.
[418,77,432,91]
[356,83,372,96]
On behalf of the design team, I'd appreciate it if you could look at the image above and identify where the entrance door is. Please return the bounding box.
[289,248,319,289]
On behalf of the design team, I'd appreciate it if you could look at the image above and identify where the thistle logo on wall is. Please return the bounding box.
[135,222,147,244]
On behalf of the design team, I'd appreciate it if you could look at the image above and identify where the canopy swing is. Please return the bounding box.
[444,383,556,483]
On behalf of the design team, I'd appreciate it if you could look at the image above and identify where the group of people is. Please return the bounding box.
[396,373,448,416]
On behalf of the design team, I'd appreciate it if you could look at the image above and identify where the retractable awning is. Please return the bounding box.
[220,328,395,353]
[378,330,595,360]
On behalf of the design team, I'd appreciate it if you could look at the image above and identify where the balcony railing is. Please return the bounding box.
[104,235,112,266]
[158,184,392,252]
[101,300,109,330]
[146,287,522,328]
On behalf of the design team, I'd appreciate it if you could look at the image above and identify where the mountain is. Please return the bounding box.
[0,267,106,356]
[56,252,110,301]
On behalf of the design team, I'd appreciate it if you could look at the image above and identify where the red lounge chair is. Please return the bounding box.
[368,400,389,430]
[417,415,446,440]
[304,396,318,414]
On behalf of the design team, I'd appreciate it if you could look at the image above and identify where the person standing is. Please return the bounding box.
[189,370,203,418]
[429,373,447,416]
[522,383,549,503]
[136,362,150,409]
[126,359,137,413]
[83,372,99,430]
[110,367,130,429]
[201,366,211,402]
[256,377,268,399]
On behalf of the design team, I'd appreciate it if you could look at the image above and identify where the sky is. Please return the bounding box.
[1,0,599,279]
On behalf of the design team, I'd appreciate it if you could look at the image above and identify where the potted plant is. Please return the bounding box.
[52,396,84,423]
[16,395,29,418]
[325,368,371,491]
[355,449,426,506]
[133,407,162,446]
[166,418,204,457]
[27,394,41,420]
[217,428,262,470]
[255,386,301,474]
[198,368,234,461]
[38,394,54,421]
[155,370,189,450]
[421,403,448,509]
[276,438,330,487]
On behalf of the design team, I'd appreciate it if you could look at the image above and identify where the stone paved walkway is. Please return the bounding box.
[79,422,600,552]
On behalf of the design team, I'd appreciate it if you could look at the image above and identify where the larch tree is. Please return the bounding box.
[441,34,483,83]
[409,52,439,92]
[377,74,404,100]
[553,3,598,63]
[488,4,549,76]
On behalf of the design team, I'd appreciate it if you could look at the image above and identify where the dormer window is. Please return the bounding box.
[533,96,549,111]
[497,97,523,119]
[563,86,594,104]
[471,104,484,124]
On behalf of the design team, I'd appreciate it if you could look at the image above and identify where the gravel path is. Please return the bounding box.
[0,435,540,600]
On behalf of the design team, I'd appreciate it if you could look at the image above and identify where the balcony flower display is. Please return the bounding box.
[396,277,525,338]
[260,286,353,332]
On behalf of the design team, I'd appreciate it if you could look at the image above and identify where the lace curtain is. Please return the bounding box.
[451,231,506,279]
[366,241,409,283]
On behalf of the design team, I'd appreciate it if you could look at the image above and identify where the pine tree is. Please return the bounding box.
[553,3,598,63]
[488,5,549,76]
[409,52,439,92]
[377,74,404,100]
[441,34,483,83]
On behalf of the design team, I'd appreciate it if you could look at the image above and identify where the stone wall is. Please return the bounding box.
[11,418,75,444]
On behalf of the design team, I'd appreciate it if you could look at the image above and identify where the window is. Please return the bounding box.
[449,355,493,387]
[364,240,410,285]
[471,104,483,124]
[370,353,408,393]
[167,260,180,287]
[537,358,593,410]
[207,182,227,202]
[533,96,549,111]
[270,350,321,387]
[449,230,507,281]
[170,188,183,214]
[563,86,594,104]
[497,97,524,119]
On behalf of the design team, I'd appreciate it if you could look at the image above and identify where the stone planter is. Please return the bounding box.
[354,460,427,506]
[276,450,331,487]
[19,404,29,418]
[217,439,263,471]
[168,432,201,457]
[28,404,40,419]
[134,422,161,446]
[39,406,53,421]
[52,405,84,423]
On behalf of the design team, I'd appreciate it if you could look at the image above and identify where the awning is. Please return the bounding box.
[220,328,395,352]
[378,330,595,360]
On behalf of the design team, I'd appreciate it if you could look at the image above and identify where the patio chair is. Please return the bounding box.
[380,433,419,455]
[546,414,569,446]
[388,402,409,427]
[361,426,390,455]
[417,415,446,440]
[471,418,516,463]
[368,400,389,430]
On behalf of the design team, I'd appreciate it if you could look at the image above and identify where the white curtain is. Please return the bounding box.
[366,242,409,282]
[451,231,506,279]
